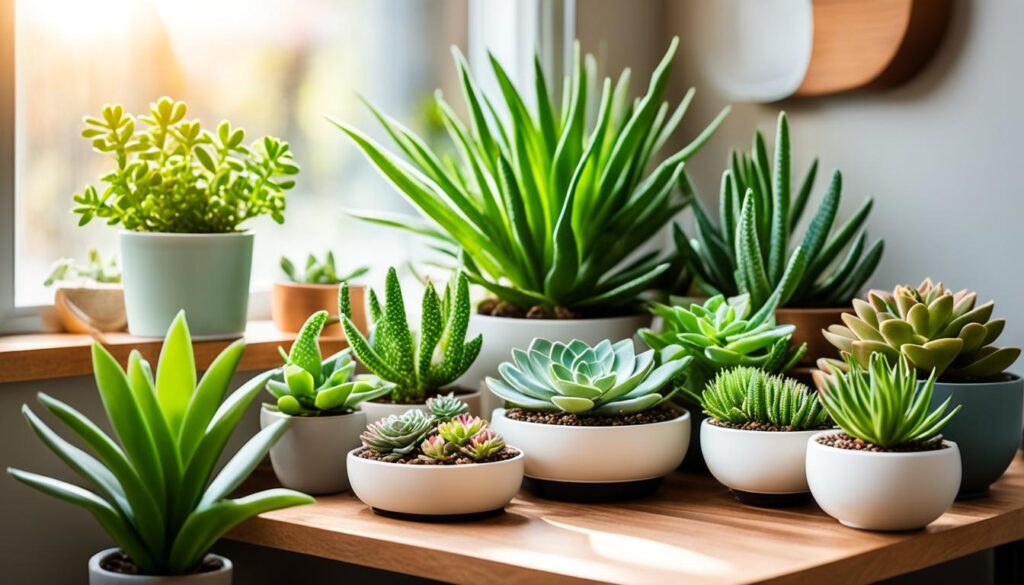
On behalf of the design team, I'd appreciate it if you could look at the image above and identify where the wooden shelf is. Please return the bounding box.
[0,321,347,383]
[229,455,1024,585]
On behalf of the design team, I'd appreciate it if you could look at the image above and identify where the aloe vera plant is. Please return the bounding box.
[486,338,691,415]
[700,367,829,430]
[6,312,313,575]
[280,251,369,285]
[331,38,729,312]
[675,112,883,309]
[340,268,481,404]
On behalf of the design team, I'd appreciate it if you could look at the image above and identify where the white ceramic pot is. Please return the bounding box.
[490,408,689,483]
[359,389,482,425]
[260,408,365,495]
[88,549,232,584]
[346,448,524,518]
[701,419,820,503]
[806,432,961,531]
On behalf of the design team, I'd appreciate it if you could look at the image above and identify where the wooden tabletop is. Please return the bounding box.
[0,321,347,383]
[228,454,1024,585]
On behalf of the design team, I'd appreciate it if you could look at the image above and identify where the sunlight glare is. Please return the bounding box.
[21,0,148,41]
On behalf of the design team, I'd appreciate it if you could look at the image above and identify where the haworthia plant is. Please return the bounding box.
[699,367,829,430]
[7,312,313,575]
[340,268,482,403]
[330,37,729,311]
[280,251,369,285]
[674,111,884,309]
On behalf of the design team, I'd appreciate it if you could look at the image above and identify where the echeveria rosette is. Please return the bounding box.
[264,311,394,416]
[486,338,691,415]
[360,410,435,461]
[426,392,470,422]
[459,430,506,461]
[420,435,458,461]
[437,414,488,445]
[700,367,829,430]
[821,279,1021,380]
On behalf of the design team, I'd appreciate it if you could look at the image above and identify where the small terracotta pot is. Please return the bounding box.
[272,282,367,337]
[775,307,851,366]
[54,286,127,333]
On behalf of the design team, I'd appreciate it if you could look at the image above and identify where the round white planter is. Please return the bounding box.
[359,389,482,425]
[701,419,821,506]
[490,408,689,500]
[260,407,365,495]
[88,549,232,584]
[806,432,961,531]
[120,231,254,339]
[346,448,524,519]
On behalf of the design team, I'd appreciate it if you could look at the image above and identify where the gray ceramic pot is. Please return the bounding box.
[120,231,253,339]
[929,375,1023,497]
[89,549,232,584]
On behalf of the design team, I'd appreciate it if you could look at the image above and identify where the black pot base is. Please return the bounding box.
[955,488,990,501]
[370,507,505,522]
[731,489,811,508]
[524,477,663,502]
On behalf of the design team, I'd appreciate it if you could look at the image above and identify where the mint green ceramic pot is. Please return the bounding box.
[120,231,253,339]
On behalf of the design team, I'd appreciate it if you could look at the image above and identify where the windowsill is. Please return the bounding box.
[0,321,347,384]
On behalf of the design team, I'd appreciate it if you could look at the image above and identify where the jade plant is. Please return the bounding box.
[264,311,395,416]
[821,279,1021,380]
[44,248,121,286]
[675,112,884,309]
[819,354,960,448]
[360,404,509,463]
[339,268,481,404]
[72,97,299,233]
[6,312,313,575]
[639,293,807,396]
[331,37,729,314]
[486,338,691,415]
[698,367,829,430]
[280,251,369,285]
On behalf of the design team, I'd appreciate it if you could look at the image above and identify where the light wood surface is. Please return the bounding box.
[0,321,347,383]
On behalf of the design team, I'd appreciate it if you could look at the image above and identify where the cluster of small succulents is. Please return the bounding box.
[280,251,369,285]
[699,367,829,430]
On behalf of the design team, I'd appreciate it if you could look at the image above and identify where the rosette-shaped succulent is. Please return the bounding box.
[426,392,470,422]
[360,410,435,460]
[437,414,488,445]
[821,279,1021,380]
[420,434,459,461]
[460,430,506,461]
[487,338,691,415]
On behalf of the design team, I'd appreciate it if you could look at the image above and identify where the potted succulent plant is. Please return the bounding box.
[347,400,524,520]
[696,367,831,507]
[72,97,299,338]
[674,112,884,365]
[487,338,692,501]
[339,268,483,423]
[330,37,729,391]
[6,312,313,583]
[818,279,1022,497]
[273,251,369,337]
[44,248,125,333]
[808,354,961,531]
[260,311,395,495]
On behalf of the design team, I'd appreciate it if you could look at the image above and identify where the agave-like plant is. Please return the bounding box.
[819,354,960,448]
[821,279,1021,380]
[6,312,313,575]
[340,268,481,404]
[280,251,369,285]
[264,311,395,415]
[360,409,436,460]
[330,37,729,312]
[674,112,883,309]
[700,367,829,430]
[486,338,691,415]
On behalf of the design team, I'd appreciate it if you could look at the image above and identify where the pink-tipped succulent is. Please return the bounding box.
[437,414,488,446]
[460,429,506,461]
[419,434,458,461]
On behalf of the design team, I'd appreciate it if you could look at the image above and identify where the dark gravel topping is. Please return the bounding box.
[709,419,833,433]
[354,446,520,465]
[505,406,679,427]
[816,432,948,452]
[101,551,222,575]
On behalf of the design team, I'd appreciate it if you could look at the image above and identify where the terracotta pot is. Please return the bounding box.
[272,282,366,338]
[775,307,851,366]
[54,286,127,333]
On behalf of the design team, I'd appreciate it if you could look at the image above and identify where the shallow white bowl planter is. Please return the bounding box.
[490,408,689,501]
[88,549,231,585]
[346,448,524,520]
[806,432,961,531]
[359,389,482,425]
[701,419,821,507]
[260,407,365,495]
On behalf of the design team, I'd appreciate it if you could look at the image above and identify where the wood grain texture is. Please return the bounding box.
[229,455,1024,585]
[0,321,347,382]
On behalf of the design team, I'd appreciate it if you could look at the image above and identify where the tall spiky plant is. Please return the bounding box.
[330,37,729,312]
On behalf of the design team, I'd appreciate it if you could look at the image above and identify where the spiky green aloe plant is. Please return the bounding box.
[280,251,369,285]
[486,338,691,415]
[819,354,960,448]
[674,112,884,309]
[264,311,395,416]
[330,37,729,312]
[699,367,829,430]
[340,268,481,404]
[6,312,313,575]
